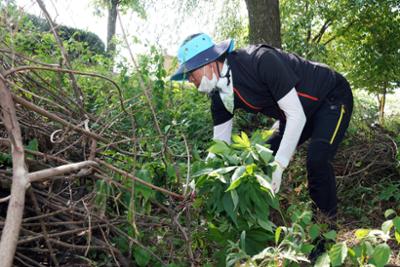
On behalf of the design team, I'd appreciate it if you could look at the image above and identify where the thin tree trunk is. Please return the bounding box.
[379,86,387,126]
[107,0,119,57]
[244,0,282,47]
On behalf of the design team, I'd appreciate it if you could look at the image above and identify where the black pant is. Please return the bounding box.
[267,74,353,219]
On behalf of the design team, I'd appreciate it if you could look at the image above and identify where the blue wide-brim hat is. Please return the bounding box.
[170,33,234,81]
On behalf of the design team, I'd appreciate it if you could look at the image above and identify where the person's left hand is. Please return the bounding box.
[271,161,284,193]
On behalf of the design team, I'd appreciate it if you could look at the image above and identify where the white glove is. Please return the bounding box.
[271,161,285,193]
[205,152,216,162]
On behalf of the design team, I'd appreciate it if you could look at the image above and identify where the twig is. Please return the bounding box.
[117,10,166,158]
[22,207,72,223]
[110,224,165,265]
[82,200,92,257]
[0,195,11,203]
[99,226,120,267]
[4,65,128,115]
[182,134,191,196]
[17,222,118,245]
[154,201,194,264]
[15,252,46,267]
[28,190,59,266]
[95,158,184,200]
[35,0,84,108]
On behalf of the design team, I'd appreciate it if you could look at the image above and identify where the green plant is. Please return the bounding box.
[313,209,400,267]
[193,131,279,259]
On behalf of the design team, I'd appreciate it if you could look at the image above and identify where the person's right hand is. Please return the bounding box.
[205,152,216,162]
[271,161,284,193]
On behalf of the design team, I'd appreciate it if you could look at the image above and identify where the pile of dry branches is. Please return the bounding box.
[0,45,191,267]
[0,2,195,266]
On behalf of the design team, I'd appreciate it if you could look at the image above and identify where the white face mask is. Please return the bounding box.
[198,66,218,94]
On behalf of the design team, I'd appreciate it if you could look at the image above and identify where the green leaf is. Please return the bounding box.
[393,216,400,230]
[26,138,39,151]
[231,166,246,182]
[355,229,370,240]
[245,164,257,175]
[215,166,238,174]
[114,236,129,253]
[395,231,400,244]
[231,134,244,146]
[241,132,251,147]
[347,247,356,260]
[207,222,225,243]
[208,140,230,155]
[209,172,227,183]
[192,168,214,178]
[275,226,282,245]
[309,224,320,241]
[381,220,393,234]
[231,190,239,210]
[323,230,337,241]
[133,247,151,267]
[301,244,315,254]
[384,209,396,219]
[255,174,273,192]
[329,242,348,267]
[314,252,330,267]
[135,170,154,200]
[223,193,237,224]
[370,243,391,267]
[257,217,274,232]
[231,132,250,149]
[225,176,243,192]
[364,241,374,256]
[240,231,246,251]
[265,195,279,210]
[255,144,273,164]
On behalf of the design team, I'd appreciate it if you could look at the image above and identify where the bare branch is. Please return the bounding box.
[35,0,84,107]
[95,158,184,200]
[28,160,97,183]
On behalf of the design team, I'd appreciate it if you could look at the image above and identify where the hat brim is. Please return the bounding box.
[170,39,234,81]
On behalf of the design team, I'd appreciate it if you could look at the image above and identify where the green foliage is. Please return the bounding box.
[92,0,146,18]
[194,131,278,258]
[214,0,248,49]
[338,0,400,95]
[224,208,400,266]
[0,152,12,167]
[24,13,106,55]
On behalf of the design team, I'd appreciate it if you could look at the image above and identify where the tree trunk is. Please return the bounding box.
[378,86,387,126]
[244,0,282,47]
[107,0,119,56]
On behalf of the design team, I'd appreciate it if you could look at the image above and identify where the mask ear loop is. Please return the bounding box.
[216,60,231,86]
[215,62,221,78]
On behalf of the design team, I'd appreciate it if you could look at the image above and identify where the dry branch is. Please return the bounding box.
[95,158,184,200]
[0,76,29,267]
[35,0,84,108]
